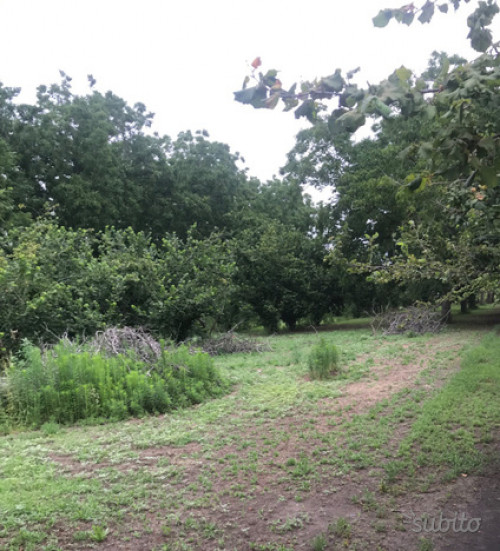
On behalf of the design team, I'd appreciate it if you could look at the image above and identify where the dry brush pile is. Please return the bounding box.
[371,305,444,335]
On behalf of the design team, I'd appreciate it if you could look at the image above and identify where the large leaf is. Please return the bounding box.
[263,69,279,87]
[377,79,407,103]
[234,86,267,108]
[395,8,415,25]
[468,27,493,52]
[328,110,366,135]
[373,9,393,27]
[321,70,345,93]
[418,1,435,24]
[395,66,412,83]
[479,165,499,188]
[294,100,316,122]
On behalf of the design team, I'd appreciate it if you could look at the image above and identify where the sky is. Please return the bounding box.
[0,0,493,183]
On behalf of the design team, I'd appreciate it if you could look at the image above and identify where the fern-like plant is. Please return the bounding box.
[307,338,340,380]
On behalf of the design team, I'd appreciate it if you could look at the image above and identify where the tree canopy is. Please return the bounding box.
[235,0,500,305]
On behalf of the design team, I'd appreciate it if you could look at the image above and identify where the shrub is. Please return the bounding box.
[5,339,228,427]
[307,338,340,380]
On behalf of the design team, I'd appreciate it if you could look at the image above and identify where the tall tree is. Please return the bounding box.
[234,3,500,304]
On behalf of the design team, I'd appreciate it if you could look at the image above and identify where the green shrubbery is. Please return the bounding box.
[308,338,340,380]
[0,221,236,358]
[3,339,228,427]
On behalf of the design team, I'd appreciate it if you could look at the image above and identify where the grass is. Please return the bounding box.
[0,324,498,549]
[394,331,500,481]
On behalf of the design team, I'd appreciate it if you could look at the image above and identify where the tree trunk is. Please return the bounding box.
[460,299,469,314]
[441,300,452,323]
[468,293,477,310]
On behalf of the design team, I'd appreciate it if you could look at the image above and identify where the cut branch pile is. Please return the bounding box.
[201,331,271,356]
[90,327,162,363]
[371,306,444,335]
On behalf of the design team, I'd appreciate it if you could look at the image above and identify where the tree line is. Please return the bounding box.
[3,0,500,358]
[0,76,406,358]
[235,1,500,312]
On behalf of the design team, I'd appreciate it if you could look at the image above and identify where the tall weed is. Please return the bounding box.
[308,337,340,380]
[6,339,228,427]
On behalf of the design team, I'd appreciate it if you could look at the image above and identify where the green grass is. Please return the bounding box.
[0,326,497,549]
[397,331,500,480]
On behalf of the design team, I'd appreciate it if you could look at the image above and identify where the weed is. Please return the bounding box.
[307,338,340,380]
[312,533,327,551]
[330,517,351,539]
[91,524,108,542]
[41,420,60,436]
[291,454,313,478]
[418,537,434,551]
[6,339,228,427]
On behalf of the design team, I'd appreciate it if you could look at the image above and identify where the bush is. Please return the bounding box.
[5,339,228,427]
[308,338,340,380]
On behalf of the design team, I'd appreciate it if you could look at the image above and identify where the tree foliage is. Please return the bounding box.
[373,0,499,53]
[235,3,500,305]
[0,220,236,352]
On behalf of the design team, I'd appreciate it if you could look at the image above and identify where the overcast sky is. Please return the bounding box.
[0,0,492,182]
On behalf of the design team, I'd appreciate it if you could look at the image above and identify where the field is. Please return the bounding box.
[1,313,499,551]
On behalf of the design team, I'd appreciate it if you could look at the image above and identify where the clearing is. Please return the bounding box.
[1,312,499,551]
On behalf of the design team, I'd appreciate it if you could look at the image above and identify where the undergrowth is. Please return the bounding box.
[307,337,340,380]
[4,339,228,427]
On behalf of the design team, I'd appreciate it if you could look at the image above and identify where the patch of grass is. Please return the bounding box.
[418,537,434,551]
[398,331,500,480]
[41,420,61,436]
[311,532,327,551]
[91,524,108,542]
[307,337,340,380]
[6,339,228,427]
[330,517,352,539]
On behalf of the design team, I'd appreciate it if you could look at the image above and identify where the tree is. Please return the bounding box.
[166,130,249,239]
[11,76,159,230]
[234,4,500,305]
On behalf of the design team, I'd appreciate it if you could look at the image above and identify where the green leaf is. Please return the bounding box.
[328,110,366,135]
[373,9,393,27]
[283,98,299,111]
[424,105,437,120]
[395,8,415,25]
[468,27,493,52]
[407,176,423,191]
[418,1,435,24]
[377,80,407,103]
[478,136,496,156]
[294,100,316,122]
[415,78,427,91]
[283,97,299,112]
[346,67,361,80]
[263,69,279,87]
[479,165,499,187]
[234,86,267,108]
[438,3,449,13]
[321,70,345,93]
[395,66,412,83]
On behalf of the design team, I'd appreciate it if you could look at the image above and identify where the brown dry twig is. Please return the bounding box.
[200,331,271,356]
[371,305,444,335]
[90,327,162,364]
